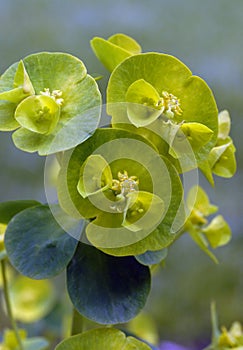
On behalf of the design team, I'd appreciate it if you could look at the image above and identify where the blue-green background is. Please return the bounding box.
[0,0,242,347]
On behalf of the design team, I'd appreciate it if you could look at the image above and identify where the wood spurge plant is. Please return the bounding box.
[0,33,237,349]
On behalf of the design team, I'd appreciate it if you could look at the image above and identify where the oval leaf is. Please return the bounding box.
[55,328,151,350]
[67,243,151,324]
[5,205,78,279]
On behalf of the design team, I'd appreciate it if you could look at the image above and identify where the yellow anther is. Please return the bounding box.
[40,88,64,105]
[111,179,121,192]
[110,170,139,213]
[160,91,183,118]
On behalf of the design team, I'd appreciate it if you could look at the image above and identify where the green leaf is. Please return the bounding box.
[0,53,102,154]
[9,275,56,323]
[91,33,141,72]
[202,215,231,248]
[5,205,78,279]
[126,79,162,127]
[0,200,40,224]
[107,53,218,162]
[55,328,151,350]
[67,243,151,324]
[15,95,60,134]
[77,154,113,198]
[135,248,168,266]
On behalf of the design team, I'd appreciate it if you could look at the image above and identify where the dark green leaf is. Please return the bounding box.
[67,243,151,324]
[5,205,79,279]
[0,200,40,224]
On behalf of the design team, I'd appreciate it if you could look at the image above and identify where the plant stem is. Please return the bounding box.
[71,308,84,335]
[1,260,24,350]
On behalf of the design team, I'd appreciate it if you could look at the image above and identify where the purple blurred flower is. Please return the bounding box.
[159,341,191,350]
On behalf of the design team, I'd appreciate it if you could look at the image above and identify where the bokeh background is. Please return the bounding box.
[0,0,242,348]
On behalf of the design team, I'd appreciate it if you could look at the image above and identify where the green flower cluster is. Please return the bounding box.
[0,53,101,155]
[0,33,237,328]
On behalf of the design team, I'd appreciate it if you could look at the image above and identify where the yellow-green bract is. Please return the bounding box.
[107,53,218,165]
[55,327,151,350]
[0,52,101,155]
[91,33,141,72]
[57,128,183,256]
[199,110,236,185]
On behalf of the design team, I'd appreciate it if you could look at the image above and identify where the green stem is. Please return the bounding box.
[211,301,220,344]
[1,260,24,350]
[71,308,85,335]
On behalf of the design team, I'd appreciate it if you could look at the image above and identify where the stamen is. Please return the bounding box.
[161,91,183,118]
[40,88,64,105]
[111,170,139,213]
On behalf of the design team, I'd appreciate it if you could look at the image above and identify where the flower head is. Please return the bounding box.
[0,53,101,155]
[58,128,183,256]
[107,53,218,164]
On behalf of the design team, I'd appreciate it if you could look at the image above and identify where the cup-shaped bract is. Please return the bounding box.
[107,53,218,165]
[57,128,183,256]
[0,53,102,155]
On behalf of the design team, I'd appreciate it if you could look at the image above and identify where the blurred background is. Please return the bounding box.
[0,0,242,348]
